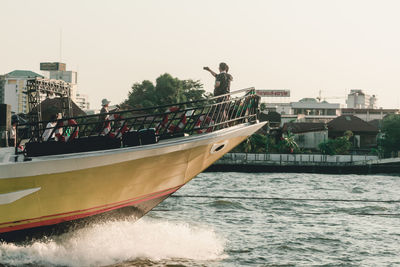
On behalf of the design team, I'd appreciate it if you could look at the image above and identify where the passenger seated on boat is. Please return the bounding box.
[8,116,18,147]
[42,114,61,141]
[96,99,111,134]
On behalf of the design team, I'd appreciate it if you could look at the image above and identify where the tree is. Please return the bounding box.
[318,132,352,155]
[123,73,207,108]
[232,134,267,153]
[125,80,156,108]
[381,114,400,156]
[278,132,299,153]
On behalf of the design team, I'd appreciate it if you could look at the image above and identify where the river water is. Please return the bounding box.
[1,172,400,266]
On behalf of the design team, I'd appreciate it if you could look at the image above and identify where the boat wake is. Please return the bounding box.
[0,217,226,266]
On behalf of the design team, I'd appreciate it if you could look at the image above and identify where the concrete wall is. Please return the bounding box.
[220,153,378,165]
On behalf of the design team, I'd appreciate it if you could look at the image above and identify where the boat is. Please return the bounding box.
[0,78,265,242]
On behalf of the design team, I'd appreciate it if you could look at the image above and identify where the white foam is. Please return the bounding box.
[0,217,226,266]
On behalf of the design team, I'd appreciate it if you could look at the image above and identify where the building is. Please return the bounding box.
[40,62,78,102]
[264,98,341,126]
[328,115,379,149]
[341,108,398,122]
[2,70,43,113]
[75,92,90,110]
[263,102,292,115]
[346,89,377,109]
[0,75,5,104]
[282,122,328,150]
[292,98,340,116]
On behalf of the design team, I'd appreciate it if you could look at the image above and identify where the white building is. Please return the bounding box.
[341,108,399,122]
[346,89,377,109]
[40,62,79,102]
[263,102,292,115]
[48,70,78,101]
[291,98,340,116]
[75,92,90,110]
[2,70,43,113]
[263,98,341,126]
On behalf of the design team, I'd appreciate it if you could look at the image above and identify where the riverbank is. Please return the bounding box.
[207,153,400,174]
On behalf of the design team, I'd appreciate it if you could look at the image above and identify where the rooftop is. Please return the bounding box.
[328,115,379,133]
[6,70,43,78]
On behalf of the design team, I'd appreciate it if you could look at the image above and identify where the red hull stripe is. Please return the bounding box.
[0,185,182,228]
[0,185,181,234]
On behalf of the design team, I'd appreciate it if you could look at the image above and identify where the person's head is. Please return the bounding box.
[219,62,229,72]
[11,115,19,126]
[50,114,57,121]
[102,98,111,107]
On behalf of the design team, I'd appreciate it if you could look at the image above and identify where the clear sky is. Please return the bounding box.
[1,0,399,109]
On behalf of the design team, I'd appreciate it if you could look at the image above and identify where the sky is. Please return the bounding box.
[1,0,400,109]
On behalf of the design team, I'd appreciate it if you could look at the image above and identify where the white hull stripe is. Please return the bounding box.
[0,187,41,205]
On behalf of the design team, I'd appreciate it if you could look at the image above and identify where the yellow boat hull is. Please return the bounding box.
[0,123,264,240]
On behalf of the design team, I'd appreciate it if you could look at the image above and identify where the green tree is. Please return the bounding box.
[318,133,352,155]
[123,73,207,108]
[232,134,267,153]
[278,132,299,153]
[381,114,400,156]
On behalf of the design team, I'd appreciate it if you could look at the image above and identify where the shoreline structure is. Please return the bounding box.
[207,153,400,174]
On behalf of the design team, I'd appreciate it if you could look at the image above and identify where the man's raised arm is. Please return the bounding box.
[203,66,217,77]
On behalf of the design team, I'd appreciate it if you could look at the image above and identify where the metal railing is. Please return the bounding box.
[17,88,260,156]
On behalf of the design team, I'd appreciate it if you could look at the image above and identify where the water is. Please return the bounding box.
[1,172,400,266]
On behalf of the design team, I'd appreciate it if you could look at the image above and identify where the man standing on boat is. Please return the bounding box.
[204,63,233,127]
[203,62,233,97]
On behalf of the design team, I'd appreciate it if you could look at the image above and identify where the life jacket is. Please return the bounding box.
[194,115,214,134]
[156,107,187,134]
[55,119,79,142]
[102,114,128,138]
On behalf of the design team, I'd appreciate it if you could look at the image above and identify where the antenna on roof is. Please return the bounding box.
[59,28,63,63]
[317,89,322,102]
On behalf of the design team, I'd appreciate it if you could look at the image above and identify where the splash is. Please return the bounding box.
[0,218,226,266]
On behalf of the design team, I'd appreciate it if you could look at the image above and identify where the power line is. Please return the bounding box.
[171,195,400,204]
[151,209,400,216]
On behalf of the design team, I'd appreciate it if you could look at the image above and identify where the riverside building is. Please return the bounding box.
[343,90,398,121]
[75,92,90,110]
[346,89,376,109]
[0,70,43,113]
[262,97,341,126]
[40,62,78,102]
